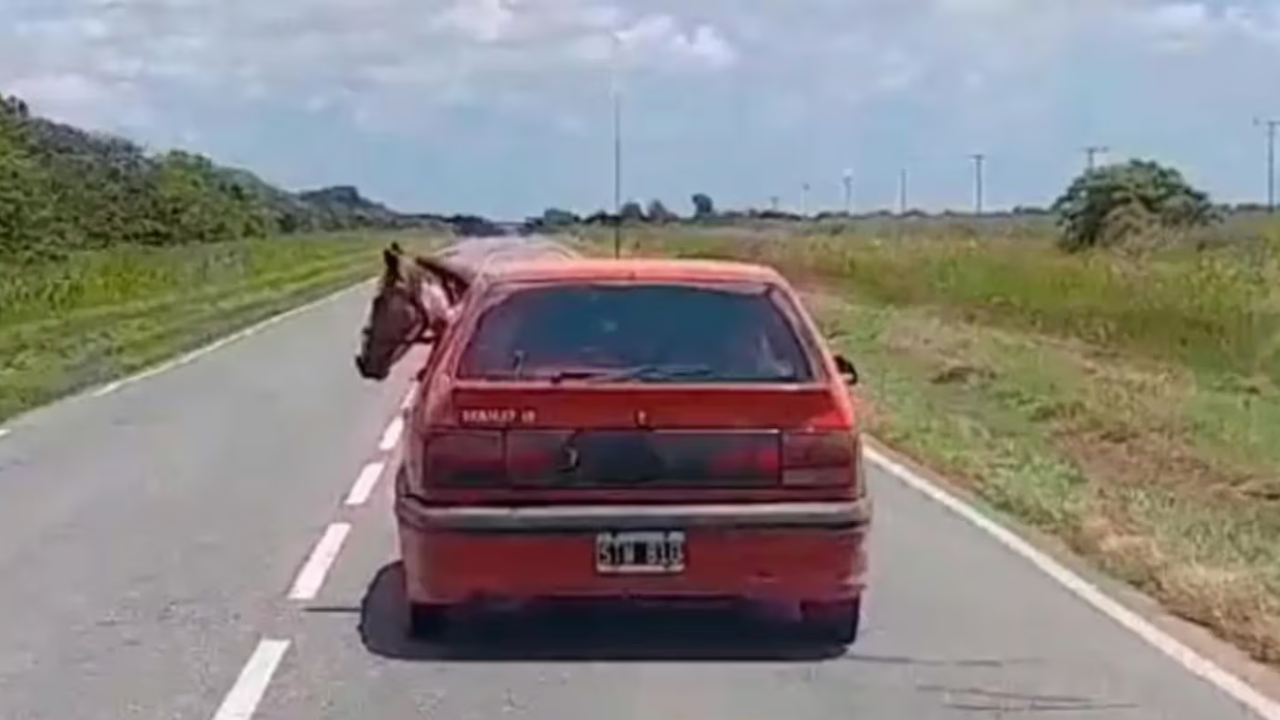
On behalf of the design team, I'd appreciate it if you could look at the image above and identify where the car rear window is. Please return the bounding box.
[456,283,818,383]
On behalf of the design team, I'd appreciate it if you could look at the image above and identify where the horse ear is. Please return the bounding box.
[382,248,401,278]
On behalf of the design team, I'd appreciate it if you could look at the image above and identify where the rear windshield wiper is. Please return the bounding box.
[582,364,716,383]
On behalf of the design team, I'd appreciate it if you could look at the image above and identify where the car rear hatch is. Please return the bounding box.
[413,279,861,497]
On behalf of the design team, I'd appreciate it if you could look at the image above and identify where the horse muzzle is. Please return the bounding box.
[355,355,389,381]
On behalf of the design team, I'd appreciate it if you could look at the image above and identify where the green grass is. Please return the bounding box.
[0,232,442,423]
[583,223,1280,668]
[590,225,1280,381]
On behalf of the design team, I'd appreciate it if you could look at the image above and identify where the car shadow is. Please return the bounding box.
[358,562,847,663]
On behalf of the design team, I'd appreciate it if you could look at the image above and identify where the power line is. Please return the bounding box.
[970,153,986,215]
[1255,118,1280,213]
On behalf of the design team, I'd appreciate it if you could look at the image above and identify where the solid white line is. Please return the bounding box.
[378,415,404,452]
[92,380,124,398]
[345,461,386,506]
[864,445,1280,720]
[88,278,376,399]
[210,638,290,720]
[287,522,351,601]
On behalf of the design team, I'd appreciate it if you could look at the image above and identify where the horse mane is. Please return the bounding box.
[412,255,473,305]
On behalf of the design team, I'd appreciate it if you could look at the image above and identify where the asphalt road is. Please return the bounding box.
[1,236,1278,720]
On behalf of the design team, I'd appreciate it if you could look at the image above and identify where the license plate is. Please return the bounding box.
[595,531,686,575]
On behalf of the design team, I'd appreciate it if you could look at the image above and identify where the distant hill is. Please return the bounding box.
[0,93,437,262]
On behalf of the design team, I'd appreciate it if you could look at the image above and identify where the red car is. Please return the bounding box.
[395,257,871,644]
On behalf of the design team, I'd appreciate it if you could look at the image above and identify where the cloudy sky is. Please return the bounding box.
[3,0,1280,217]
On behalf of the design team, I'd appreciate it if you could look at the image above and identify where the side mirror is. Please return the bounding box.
[834,354,859,386]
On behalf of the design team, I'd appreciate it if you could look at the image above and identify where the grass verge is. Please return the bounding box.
[586,225,1280,670]
[0,232,441,423]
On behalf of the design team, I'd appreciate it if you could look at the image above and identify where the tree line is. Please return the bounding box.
[1,90,1235,260]
[0,95,430,264]
[531,161,1230,253]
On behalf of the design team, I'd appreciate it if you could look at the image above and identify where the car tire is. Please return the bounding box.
[407,602,450,641]
[799,597,861,646]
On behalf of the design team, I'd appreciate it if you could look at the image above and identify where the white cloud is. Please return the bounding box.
[1,0,738,134]
[5,0,1280,144]
[435,0,518,43]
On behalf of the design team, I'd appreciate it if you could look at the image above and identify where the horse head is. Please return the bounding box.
[355,244,474,381]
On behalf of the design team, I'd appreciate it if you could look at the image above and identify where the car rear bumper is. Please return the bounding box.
[396,497,871,605]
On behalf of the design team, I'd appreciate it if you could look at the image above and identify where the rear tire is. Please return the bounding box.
[407,602,450,641]
[799,597,861,646]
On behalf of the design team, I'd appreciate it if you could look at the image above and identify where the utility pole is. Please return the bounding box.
[842,168,854,216]
[769,196,780,212]
[898,168,908,215]
[970,153,985,216]
[1084,145,1108,172]
[800,182,811,217]
[1256,118,1280,213]
[610,33,623,257]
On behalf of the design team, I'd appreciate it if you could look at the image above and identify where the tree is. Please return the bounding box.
[646,199,676,223]
[1051,159,1219,252]
[619,200,646,223]
[0,117,62,259]
[540,207,579,228]
[691,193,715,220]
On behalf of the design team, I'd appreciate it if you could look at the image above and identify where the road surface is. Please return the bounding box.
[0,236,1278,720]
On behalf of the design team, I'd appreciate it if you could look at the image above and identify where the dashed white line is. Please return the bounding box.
[210,638,290,720]
[287,522,352,601]
[864,445,1280,720]
[345,461,386,506]
[401,382,418,410]
[378,415,405,452]
[90,278,376,398]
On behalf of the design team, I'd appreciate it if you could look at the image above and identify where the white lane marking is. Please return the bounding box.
[345,461,386,506]
[864,445,1280,720]
[92,380,125,398]
[379,415,404,452]
[400,382,418,410]
[90,278,376,399]
[0,428,10,440]
[210,638,290,720]
[287,522,352,601]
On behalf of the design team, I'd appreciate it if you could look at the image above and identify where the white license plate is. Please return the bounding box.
[595,531,686,574]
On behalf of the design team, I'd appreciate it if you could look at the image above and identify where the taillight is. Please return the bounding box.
[422,430,505,486]
[782,430,861,491]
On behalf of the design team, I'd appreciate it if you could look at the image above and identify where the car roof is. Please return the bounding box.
[475,257,787,286]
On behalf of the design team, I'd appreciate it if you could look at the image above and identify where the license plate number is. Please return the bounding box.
[595,531,685,574]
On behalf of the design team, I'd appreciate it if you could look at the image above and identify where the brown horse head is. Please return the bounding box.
[355,244,474,381]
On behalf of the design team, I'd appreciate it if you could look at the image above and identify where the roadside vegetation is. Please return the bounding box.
[0,94,451,423]
[0,232,447,423]
[578,162,1280,670]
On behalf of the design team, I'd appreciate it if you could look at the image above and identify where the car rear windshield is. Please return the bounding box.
[456,283,818,383]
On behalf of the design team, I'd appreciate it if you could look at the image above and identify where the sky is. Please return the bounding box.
[3,0,1280,218]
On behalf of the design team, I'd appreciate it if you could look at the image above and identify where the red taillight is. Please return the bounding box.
[782,431,862,491]
[422,430,506,486]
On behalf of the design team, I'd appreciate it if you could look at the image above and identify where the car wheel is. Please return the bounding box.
[799,597,861,646]
[407,602,450,641]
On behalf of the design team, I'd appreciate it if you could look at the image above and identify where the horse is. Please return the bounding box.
[354,243,474,381]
